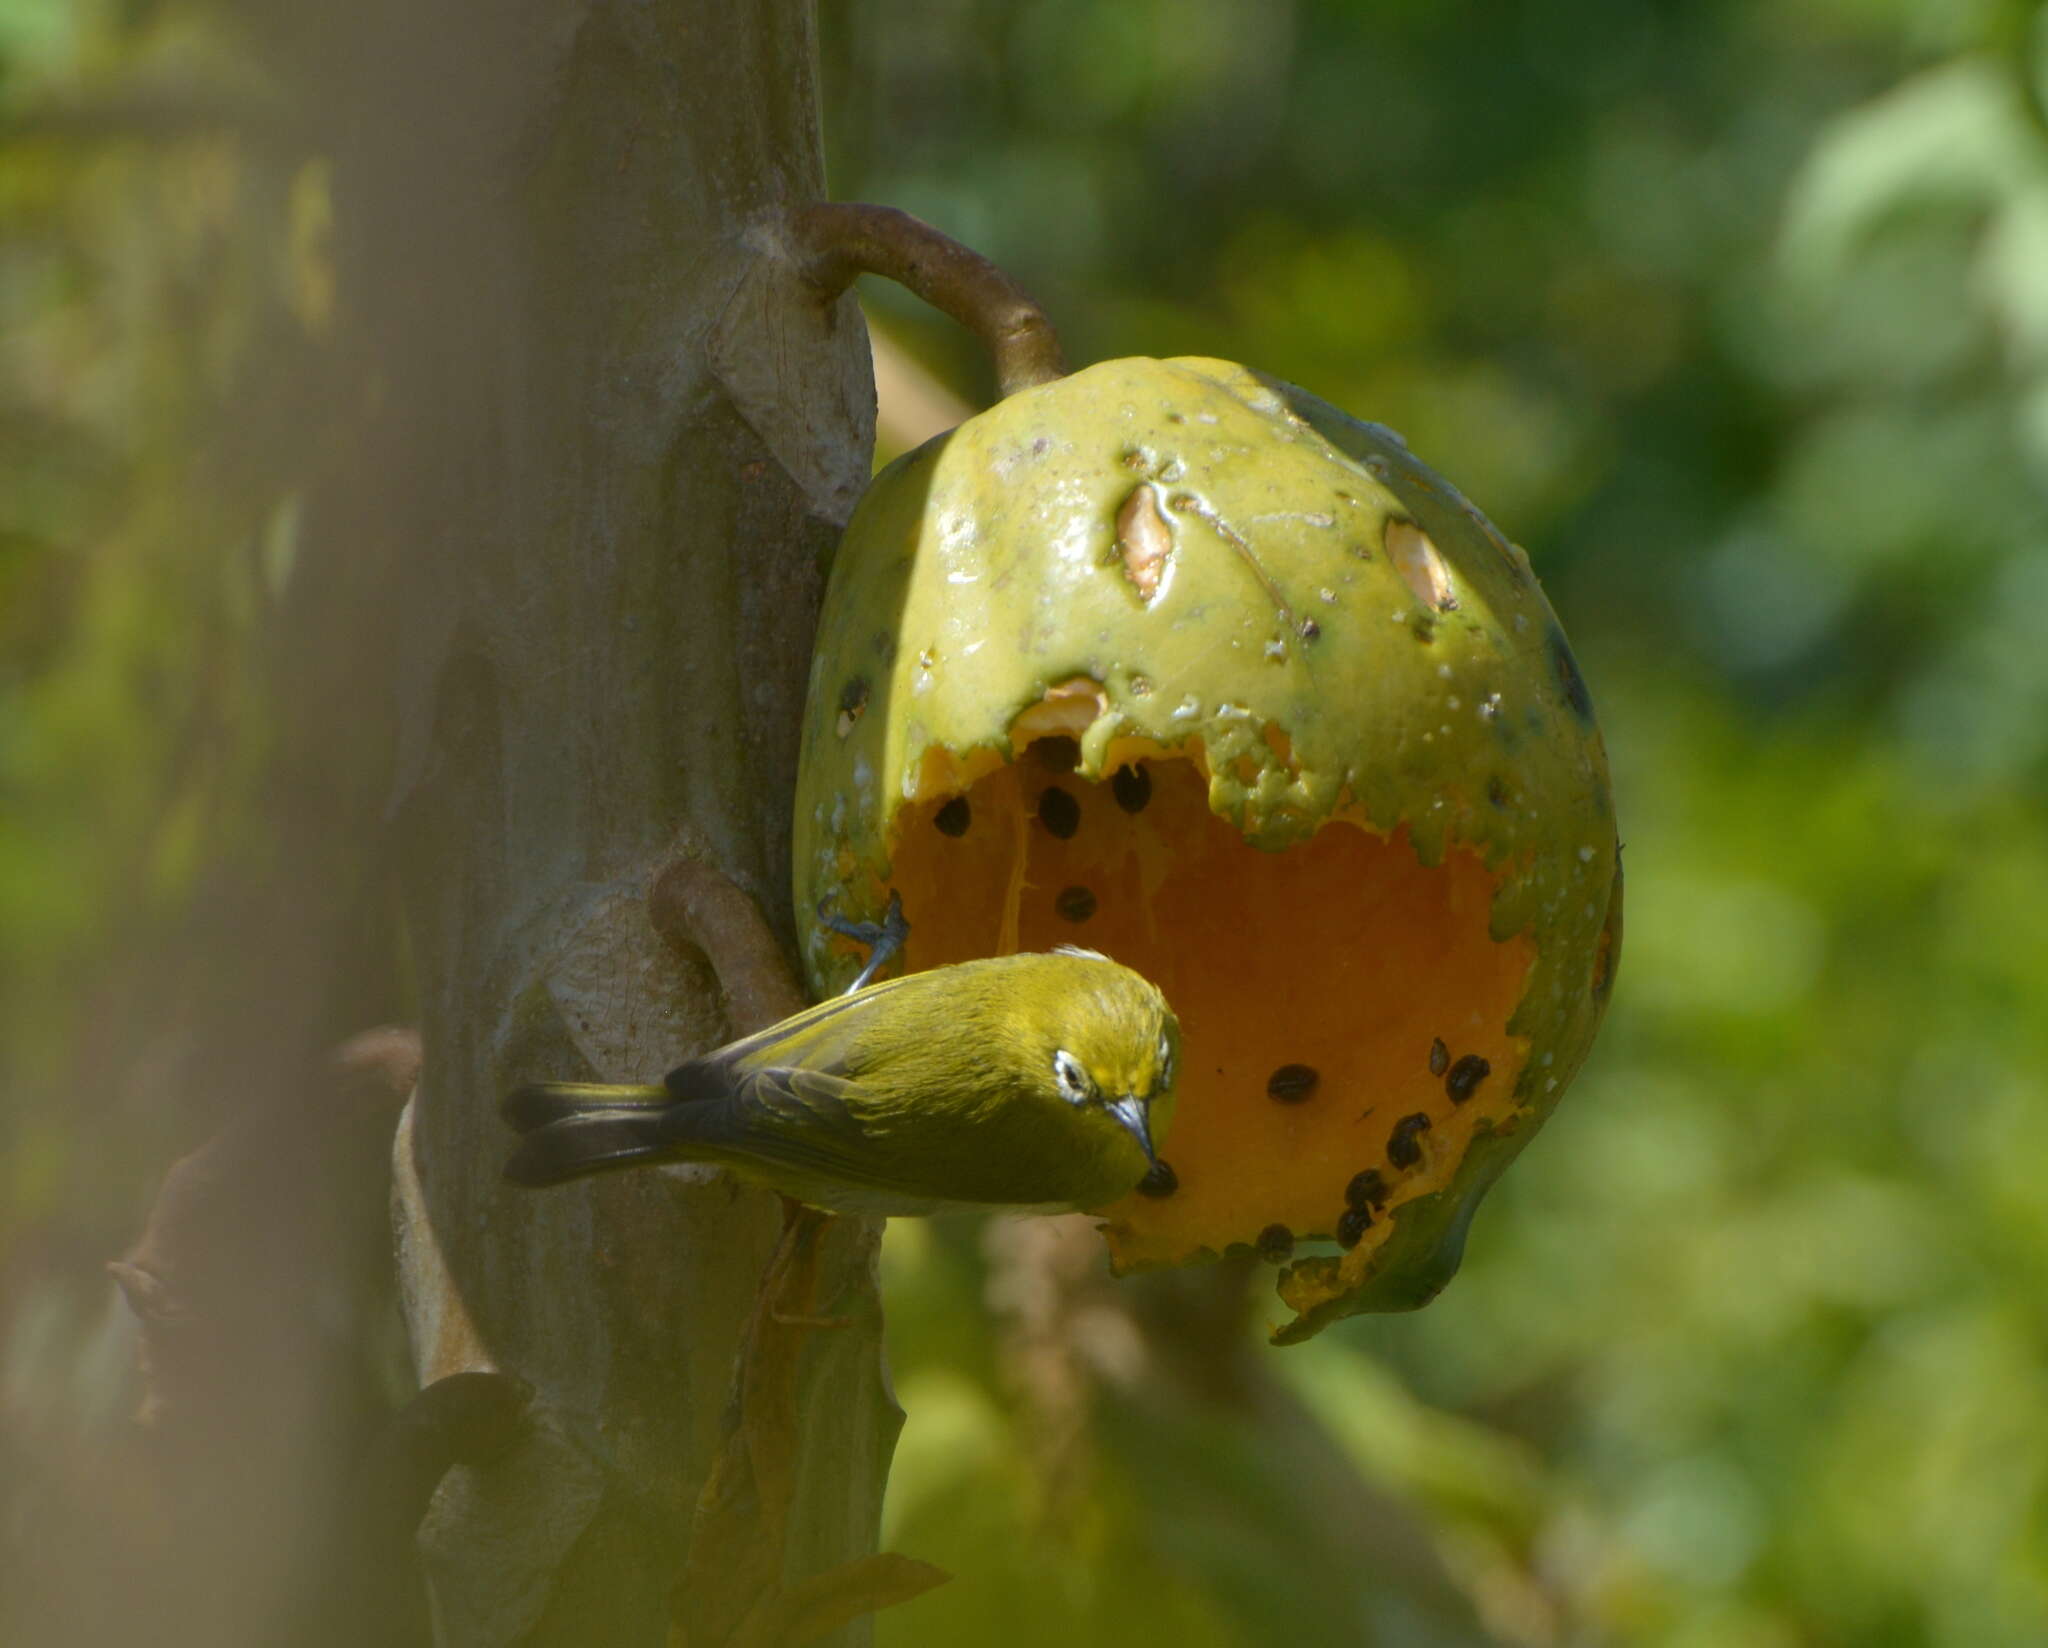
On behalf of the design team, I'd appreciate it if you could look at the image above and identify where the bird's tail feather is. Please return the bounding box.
[502,1081,670,1133]
[501,1082,675,1187]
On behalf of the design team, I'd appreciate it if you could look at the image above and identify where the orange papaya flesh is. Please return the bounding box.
[858,734,1537,1271]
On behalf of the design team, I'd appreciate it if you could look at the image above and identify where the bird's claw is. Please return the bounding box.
[818,890,909,993]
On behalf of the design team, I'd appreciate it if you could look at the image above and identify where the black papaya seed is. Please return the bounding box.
[1111,763,1152,813]
[1387,1113,1432,1169]
[1038,785,1080,839]
[1445,1054,1491,1104]
[1267,1063,1319,1102]
[1255,1224,1294,1263]
[1055,885,1097,922]
[1345,1168,1388,1211]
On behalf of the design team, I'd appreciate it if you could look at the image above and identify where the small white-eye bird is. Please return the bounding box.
[503,948,1179,1215]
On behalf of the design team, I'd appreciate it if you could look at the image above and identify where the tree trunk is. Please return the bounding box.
[318,1,895,1639]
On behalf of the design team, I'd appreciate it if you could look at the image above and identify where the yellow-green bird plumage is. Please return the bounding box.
[503,949,1179,1215]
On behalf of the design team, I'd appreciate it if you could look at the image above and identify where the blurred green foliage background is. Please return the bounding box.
[6,0,2048,1643]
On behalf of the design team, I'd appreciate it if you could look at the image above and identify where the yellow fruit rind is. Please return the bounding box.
[793,357,1619,1341]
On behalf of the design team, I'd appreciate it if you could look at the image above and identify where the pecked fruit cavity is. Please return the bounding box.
[1386,519,1456,613]
[1029,735,1081,773]
[836,677,870,738]
[871,742,1536,1283]
[1116,483,1176,603]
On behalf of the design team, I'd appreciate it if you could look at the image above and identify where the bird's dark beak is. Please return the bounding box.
[1106,1095,1155,1163]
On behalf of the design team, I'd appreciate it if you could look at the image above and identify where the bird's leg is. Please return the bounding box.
[818,888,910,993]
[646,857,872,1641]
[649,859,856,1330]
[648,858,868,1331]
[764,1195,853,1329]
[675,1198,841,1646]
[648,857,943,1641]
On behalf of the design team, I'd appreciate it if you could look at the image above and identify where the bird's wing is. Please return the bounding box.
[658,974,962,1201]
[664,971,922,1102]
[663,1061,946,1201]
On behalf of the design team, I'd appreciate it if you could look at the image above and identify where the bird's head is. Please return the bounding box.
[1038,948,1180,1180]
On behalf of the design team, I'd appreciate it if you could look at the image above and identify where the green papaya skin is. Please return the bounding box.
[794,356,1618,1342]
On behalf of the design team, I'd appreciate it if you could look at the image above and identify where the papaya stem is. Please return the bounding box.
[789,202,1066,397]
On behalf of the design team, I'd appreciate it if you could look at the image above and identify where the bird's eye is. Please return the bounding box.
[1052,1049,1090,1106]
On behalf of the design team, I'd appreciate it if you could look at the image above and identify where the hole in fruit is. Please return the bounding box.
[933,797,971,837]
[1386,519,1456,613]
[1029,735,1079,773]
[1010,678,1108,752]
[836,676,869,737]
[1116,482,1175,603]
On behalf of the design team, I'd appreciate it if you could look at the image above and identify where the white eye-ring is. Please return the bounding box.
[1053,1049,1091,1106]
[1157,1032,1175,1092]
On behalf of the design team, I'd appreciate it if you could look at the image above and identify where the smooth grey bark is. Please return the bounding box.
[302,1,896,1639]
